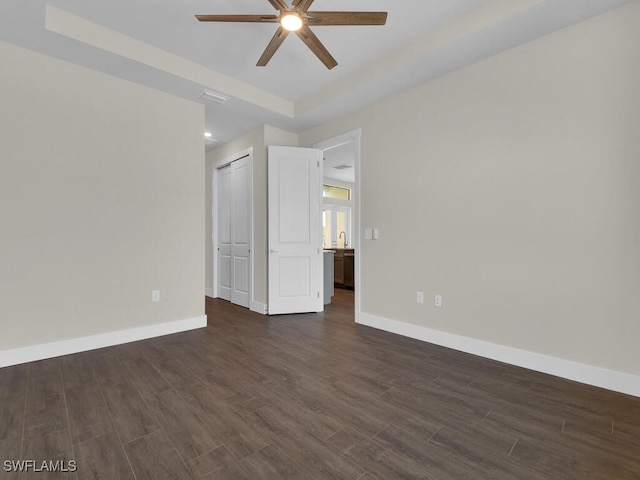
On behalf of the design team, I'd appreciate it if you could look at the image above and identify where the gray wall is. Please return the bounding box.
[0,41,205,350]
[300,2,640,376]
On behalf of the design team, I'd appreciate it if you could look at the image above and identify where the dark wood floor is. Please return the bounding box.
[1,289,639,479]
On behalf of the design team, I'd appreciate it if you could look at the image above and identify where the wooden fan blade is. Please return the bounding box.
[292,0,315,13]
[268,0,289,12]
[306,11,388,26]
[296,25,337,69]
[196,14,279,23]
[257,26,289,67]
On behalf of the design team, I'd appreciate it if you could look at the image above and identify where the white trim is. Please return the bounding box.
[358,312,640,398]
[250,301,268,315]
[0,315,207,368]
[313,129,361,316]
[205,288,214,298]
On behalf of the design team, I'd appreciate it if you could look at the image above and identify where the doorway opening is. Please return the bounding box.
[314,130,361,318]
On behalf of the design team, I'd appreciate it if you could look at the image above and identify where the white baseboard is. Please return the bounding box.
[251,301,267,315]
[357,312,640,398]
[205,288,214,298]
[0,315,207,368]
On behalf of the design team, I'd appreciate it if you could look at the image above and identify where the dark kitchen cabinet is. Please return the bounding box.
[331,249,354,289]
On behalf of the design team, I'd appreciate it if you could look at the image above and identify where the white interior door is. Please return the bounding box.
[217,165,232,301]
[268,145,323,314]
[230,156,250,308]
[216,155,251,308]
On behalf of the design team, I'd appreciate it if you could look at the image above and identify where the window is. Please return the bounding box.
[323,206,350,248]
[323,184,350,201]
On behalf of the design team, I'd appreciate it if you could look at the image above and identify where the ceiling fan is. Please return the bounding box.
[196,0,388,70]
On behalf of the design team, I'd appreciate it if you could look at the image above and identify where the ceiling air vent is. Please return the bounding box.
[199,89,230,105]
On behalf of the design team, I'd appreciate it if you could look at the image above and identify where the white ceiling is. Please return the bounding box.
[324,141,356,183]
[0,0,632,148]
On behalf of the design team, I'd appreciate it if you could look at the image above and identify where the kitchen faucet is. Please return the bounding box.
[339,231,347,248]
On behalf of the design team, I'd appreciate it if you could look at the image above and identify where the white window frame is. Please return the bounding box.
[323,205,351,249]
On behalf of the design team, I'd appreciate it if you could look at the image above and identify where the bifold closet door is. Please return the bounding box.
[217,156,250,308]
[230,157,250,308]
[217,165,232,301]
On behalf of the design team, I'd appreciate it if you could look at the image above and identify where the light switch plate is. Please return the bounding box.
[372,228,379,240]
[364,228,373,240]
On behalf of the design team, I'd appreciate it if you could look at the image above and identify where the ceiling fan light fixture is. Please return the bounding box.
[280,13,303,32]
[195,2,388,69]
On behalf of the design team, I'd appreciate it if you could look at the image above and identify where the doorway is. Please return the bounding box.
[213,149,253,308]
[314,130,361,316]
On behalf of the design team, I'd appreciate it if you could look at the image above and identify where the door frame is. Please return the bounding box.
[212,147,254,307]
[313,129,361,320]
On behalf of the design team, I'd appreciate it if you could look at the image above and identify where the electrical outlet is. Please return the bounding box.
[416,291,424,304]
[152,290,160,302]
[434,294,442,308]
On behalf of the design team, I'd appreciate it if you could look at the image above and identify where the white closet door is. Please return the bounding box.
[230,156,250,308]
[217,165,232,301]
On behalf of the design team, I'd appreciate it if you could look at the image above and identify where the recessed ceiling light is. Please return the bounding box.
[199,89,230,105]
[204,132,213,138]
[333,164,352,170]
